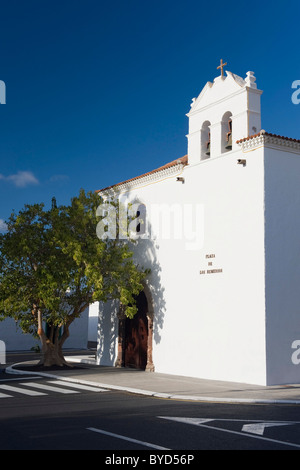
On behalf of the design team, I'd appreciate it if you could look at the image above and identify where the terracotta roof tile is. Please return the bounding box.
[236,131,300,144]
[96,155,188,193]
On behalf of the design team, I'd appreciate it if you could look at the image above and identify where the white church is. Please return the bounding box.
[96,62,300,386]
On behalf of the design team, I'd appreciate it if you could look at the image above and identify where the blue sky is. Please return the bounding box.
[0,0,299,228]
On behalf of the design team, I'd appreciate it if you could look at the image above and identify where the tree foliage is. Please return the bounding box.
[0,189,148,366]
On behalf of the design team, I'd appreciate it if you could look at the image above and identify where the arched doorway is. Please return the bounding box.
[124,291,148,370]
[115,287,155,372]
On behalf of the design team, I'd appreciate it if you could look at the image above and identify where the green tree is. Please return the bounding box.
[0,190,148,367]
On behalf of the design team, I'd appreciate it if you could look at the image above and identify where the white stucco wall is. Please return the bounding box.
[155,148,266,385]
[88,302,100,344]
[102,142,267,385]
[264,146,300,385]
[0,318,38,351]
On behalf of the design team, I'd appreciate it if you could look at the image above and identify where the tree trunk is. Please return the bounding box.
[40,337,71,367]
[37,309,72,367]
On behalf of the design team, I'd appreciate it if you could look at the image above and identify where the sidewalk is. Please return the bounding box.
[6,354,300,405]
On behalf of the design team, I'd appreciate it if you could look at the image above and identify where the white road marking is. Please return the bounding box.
[159,417,300,449]
[242,422,292,436]
[0,376,41,382]
[48,380,107,392]
[159,417,214,426]
[19,382,79,394]
[0,384,46,396]
[87,427,171,450]
[0,392,12,398]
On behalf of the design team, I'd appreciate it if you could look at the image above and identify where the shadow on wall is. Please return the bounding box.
[96,202,166,366]
[132,235,166,345]
[97,299,120,366]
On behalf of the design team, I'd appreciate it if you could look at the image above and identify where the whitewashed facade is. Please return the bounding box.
[96,68,300,386]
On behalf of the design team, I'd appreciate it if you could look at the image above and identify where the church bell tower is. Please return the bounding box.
[187,61,263,165]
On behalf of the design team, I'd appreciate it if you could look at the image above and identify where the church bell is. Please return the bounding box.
[225,119,232,150]
[205,132,211,156]
[225,134,232,150]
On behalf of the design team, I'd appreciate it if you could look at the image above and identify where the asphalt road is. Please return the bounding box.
[0,373,300,452]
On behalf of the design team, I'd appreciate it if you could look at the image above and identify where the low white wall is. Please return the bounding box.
[0,308,89,351]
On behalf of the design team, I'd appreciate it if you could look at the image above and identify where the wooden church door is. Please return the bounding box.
[124,291,148,370]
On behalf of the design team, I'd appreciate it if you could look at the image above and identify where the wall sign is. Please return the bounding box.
[200,254,223,275]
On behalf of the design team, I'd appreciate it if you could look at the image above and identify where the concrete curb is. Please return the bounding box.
[5,362,300,405]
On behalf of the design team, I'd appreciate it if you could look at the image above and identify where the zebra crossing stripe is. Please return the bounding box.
[0,384,46,396]
[48,380,107,392]
[0,380,109,397]
[0,392,12,398]
[19,382,80,394]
